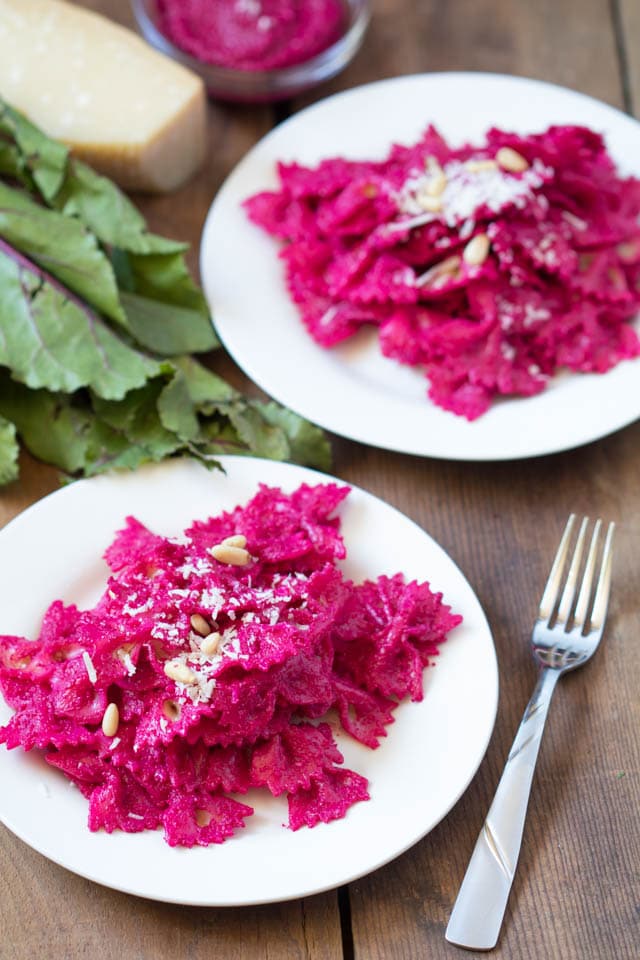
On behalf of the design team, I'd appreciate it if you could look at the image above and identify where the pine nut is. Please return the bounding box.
[425,170,447,197]
[195,810,212,827]
[190,613,212,637]
[416,255,461,287]
[162,699,181,722]
[442,255,462,272]
[164,660,196,684]
[496,147,529,173]
[221,534,247,549]
[210,544,251,566]
[200,631,222,656]
[433,271,460,288]
[466,159,498,173]
[101,702,119,737]
[463,233,491,266]
[416,192,442,213]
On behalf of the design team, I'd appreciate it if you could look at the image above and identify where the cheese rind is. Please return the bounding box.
[0,0,206,192]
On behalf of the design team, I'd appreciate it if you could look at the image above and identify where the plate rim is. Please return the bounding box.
[200,70,640,462]
[0,456,498,906]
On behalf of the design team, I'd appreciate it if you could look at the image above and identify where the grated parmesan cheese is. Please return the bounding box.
[395,158,553,229]
[121,652,136,676]
[82,651,97,684]
[122,597,154,616]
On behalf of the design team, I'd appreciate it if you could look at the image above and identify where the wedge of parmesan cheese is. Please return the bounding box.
[0,0,206,192]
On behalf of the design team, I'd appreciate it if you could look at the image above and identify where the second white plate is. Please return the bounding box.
[0,457,496,905]
[200,72,640,460]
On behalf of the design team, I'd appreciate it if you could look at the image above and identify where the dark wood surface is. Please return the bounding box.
[0,2,638,958]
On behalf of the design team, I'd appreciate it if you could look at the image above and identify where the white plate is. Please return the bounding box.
[0,457,497,906]
[200,72,640,460]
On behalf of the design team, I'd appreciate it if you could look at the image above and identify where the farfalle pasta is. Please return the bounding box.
[0,484,461,846]
[245,125,640,419]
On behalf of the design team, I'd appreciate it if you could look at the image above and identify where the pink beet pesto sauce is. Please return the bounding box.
[0,484,461,846]
[157,0,347,71]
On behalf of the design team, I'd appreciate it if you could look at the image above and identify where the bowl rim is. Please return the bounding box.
[130,0,371,93]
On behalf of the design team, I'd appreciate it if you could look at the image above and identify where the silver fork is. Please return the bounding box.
[446,515,615,951]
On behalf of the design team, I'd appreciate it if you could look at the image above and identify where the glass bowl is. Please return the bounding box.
[130,0,371,103]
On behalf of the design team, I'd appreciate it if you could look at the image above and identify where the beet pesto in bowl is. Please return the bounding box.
[131,0,371,102]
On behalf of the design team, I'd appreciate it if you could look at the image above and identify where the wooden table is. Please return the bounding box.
[1,1,638,957]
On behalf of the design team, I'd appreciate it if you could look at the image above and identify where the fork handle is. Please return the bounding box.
[446,666,560,951]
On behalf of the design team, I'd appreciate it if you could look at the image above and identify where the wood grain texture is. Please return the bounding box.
[299,0,623,108]
[1,2,639,959]
[0,3,342,959]
[0,819,341,960]
[0,450,345,960]
[618,0,640,114]
[336,426,640,960]
[323,2,640,958]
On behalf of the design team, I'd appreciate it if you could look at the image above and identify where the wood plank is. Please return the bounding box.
[299,0,623,108]
[0,3,343,959]
[0,454,343,960]
[1,2,638,959]
[318,1,639,958]
[338,423,640,960]
[619,0,640,115]
[0,817,341,960]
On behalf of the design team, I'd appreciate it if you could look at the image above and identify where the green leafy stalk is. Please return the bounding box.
[0,98,331,484]
[0,239,160,398]
[0,414,18,484]
[0,181,125,324]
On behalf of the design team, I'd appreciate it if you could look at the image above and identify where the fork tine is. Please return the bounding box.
[555,516,589,627]
[538,514,576,622]
[589,522,615,631]
[573,519,602,630]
